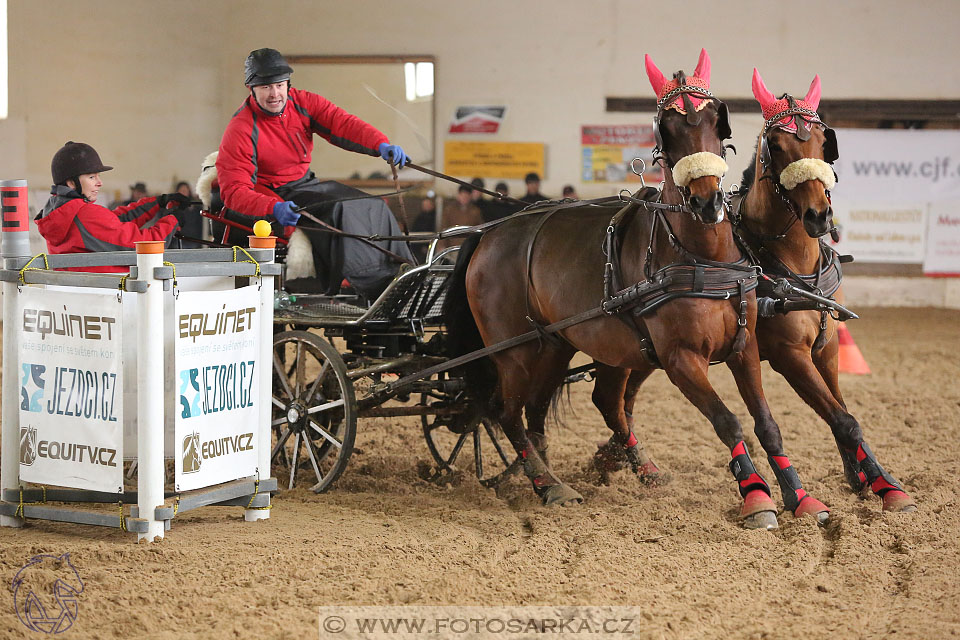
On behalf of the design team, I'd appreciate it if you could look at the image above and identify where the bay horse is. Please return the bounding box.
[735,70,915,512]
[611,70,916,515]
[445,49,819,528]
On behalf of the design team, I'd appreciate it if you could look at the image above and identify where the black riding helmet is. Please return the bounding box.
[51,141,113,186]
[244,48,293,86]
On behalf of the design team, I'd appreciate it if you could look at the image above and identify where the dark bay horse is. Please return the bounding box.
[613,70,916,515]
[445,50,813,528]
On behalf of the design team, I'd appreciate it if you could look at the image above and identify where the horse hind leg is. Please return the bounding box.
[493,348,582,508]
[522,343,577,469]
[663,349,778,530]
[591,364,663,484]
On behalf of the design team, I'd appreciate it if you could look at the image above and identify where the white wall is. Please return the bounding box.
[8,0,226,208]
[5,0,959,206]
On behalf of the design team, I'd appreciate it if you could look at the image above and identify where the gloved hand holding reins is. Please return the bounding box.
[272,200,301,226]
[379,142,409,168]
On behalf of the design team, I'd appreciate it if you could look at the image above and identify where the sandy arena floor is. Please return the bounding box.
[0,307,958,639]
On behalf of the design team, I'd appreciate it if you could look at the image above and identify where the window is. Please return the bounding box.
[404,61,433,102]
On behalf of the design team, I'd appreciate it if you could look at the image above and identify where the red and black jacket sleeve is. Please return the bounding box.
[292,89,389,156]
[73,198,179,252]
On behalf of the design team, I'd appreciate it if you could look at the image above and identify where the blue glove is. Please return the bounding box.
[378,142,410,168]
[272,201,301,226]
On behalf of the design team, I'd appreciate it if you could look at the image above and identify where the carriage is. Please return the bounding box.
[267,223,610,494]
[267,239,493,492]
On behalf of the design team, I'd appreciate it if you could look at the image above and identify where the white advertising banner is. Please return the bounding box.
[923,202,960,275]
[831,129,960,272]
[174,286,260,491]
[17,287,123,493]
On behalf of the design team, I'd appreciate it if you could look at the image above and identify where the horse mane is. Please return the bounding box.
[738,136,761,195]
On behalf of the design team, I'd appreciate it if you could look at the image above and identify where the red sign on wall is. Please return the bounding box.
[449,106,506,134]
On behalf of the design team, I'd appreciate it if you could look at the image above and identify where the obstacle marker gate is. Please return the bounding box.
[0,181,279,541]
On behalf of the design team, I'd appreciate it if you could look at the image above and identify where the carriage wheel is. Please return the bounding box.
[420,376,520,488]
[272,330,357,493]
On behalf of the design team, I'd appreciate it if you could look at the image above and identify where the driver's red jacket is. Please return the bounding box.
[216,87,389,218]
[35,186,179,272]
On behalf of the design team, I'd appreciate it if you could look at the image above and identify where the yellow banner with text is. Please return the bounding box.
[443,141,545,179]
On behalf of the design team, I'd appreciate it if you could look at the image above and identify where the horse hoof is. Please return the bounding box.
[637,462,667,486]
[743,510,779,530]
[741,490,778,530]
[795,496,830,524]
[741,489,777,517]
[593,442,629,474]
[541,483,583,507]
[882,490,917,513]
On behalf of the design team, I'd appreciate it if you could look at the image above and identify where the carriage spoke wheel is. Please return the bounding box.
[272,330,357,493]
[421,379,520,488]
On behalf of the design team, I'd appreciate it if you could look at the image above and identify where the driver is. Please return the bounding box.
[216,47,414,298]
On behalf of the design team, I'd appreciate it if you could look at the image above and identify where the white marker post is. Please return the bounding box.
[1,180,30,528]
[246,234,275,521]
[135,241,165,540]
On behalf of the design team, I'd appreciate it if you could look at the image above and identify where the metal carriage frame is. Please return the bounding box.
[269,241,526,493]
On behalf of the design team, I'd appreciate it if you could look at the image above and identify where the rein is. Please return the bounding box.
[295,209,415,266]
[405,161,528,206]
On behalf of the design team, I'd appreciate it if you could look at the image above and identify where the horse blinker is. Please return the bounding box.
[823,127,839,163]
[717,102,732,140]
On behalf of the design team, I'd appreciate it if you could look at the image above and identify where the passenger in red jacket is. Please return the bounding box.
[215,48,414,298]
[35,142,187,273]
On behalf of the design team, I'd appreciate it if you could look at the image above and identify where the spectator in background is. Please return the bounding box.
[173,180,205,248]
[520,172,547,204]
[469,177,492,221]
[410,191,438,263]
[562,184,579,200]
[438,184,483,250]
[123,181,148,206]
[483,181,516,222]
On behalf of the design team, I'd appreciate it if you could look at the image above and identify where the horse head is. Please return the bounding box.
[752,69,837,238]
[646,48,731,224]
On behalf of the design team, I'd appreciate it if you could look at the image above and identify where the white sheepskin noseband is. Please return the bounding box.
[671,152,728,187]
[779,158,836,191]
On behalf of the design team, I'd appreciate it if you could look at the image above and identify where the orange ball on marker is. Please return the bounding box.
[253,220,272,237]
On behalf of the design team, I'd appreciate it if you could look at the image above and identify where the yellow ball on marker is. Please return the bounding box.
[253,220,272,238]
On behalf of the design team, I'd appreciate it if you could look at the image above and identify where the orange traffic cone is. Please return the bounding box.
[837,322,871,374]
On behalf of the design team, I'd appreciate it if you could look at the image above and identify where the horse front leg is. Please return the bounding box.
[591,364,663,483]
[727,338,831,524]
[661,349,778,530]
[806,337,916,512]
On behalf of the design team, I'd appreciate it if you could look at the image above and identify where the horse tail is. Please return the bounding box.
[442,234,499,412]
